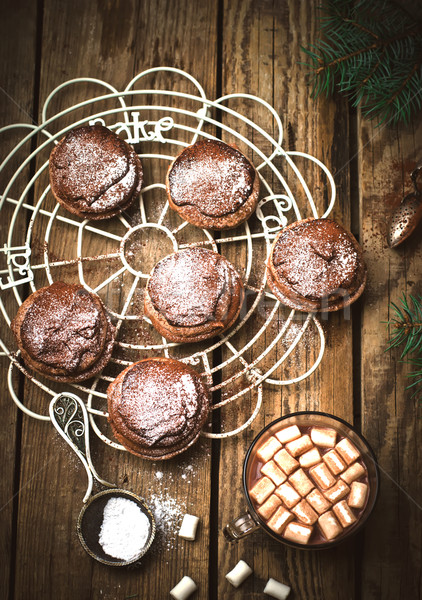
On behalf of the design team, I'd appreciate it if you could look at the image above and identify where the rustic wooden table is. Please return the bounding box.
[1,1,421,599]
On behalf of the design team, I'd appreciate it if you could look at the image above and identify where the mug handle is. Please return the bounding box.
[223,510,260,541]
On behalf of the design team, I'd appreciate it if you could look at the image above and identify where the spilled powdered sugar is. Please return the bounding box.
[145,459,204,556]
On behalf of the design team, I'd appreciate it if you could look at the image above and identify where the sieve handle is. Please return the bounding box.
[49,392,115,502]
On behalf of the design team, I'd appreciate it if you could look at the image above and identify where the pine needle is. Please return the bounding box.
[302,0,422,126]
[386,294,422,393]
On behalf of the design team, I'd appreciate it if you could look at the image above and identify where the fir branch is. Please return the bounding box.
[343,18,380,40]
[406,357,422,390]
[302,0,422,126]
[386,294,422,394]
[315,42,379,75]
[387,294,422,357]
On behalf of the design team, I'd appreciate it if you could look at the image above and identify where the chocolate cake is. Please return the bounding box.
[11,281,115,382]
[49,124,143,220]
[266,218,367,312]
[144,247,244,343]
[107,357,210,460]
[166,139,260,230]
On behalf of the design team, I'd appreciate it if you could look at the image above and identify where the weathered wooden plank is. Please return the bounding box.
[218,1,356,598]
[11,1,218,599]
[3,1,420,598]
[359,113,422,599]
[0,1,38,598]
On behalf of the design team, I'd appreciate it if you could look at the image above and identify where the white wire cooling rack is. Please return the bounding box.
[0,67,335,445]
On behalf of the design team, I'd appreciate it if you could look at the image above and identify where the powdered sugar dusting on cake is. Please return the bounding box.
[20,283,105,372]
[148,247,233,327]
[168,139,254,217]
[119,362,203,445]
[51,125,129,204]
[272,219,359,300]
[49,124,142,215]
[111,359,210,457]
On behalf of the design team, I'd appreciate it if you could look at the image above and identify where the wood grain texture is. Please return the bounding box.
[1,0,421,598]
[9,1,219,599]
[359,112,422,599]
[0,1,38,598]
[218,1,356,599]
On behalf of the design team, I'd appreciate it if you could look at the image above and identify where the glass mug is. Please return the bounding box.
[224,411,379,549]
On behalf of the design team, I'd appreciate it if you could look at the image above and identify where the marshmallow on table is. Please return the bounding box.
[267,505,294,534]
[309,462,337,490]
[170,576,197,600]
[333,500,357,528]
[257,436,282,462]
[288,468,314,496]
[178,514,200,541]
[274,449,299,475]
[310,427,337,448]
[292,499,318,526]
[275,482,301,509]
[348,481,368,509]
[323,479,350,504]
[318,511,343,540]
[283,521,313,544]
[258,494,282,520]
[225,560,253,588]
[299,447,321,469]
[340,462,366,485]
[249,477,275,505]
[336,438,360,465]
[306,489,332,515]
[275,425,301,444]
[322,449,346,475]
[261,460,287,486]
[264,577,291,600]
[285,434,313,457]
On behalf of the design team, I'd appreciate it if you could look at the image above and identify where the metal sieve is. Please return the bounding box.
[49,392,156,567]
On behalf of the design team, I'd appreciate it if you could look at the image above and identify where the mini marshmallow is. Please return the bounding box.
[249,477,276,505]
[323,479,350,504]
[340,462,366,485]
[275,482,301,508]
[336,438,360,465]
[264,577,291,600]
[257,437,282,462]
[285,434,313,457]
[178,514,200,541]
[292,499,318,525]
[225,560,253,588]
[309,462,336,490]
[170,576,197,600]
[261,460,287,486]
[288,468,314,497]
[274,449,299,475]
[306,488,332,515]
[275,425,301,444]
[333,500,357,528]
[318,511,343,540]
[258,494,282,520]
[267,505,294,534]
[322,449,346,475]
[283,521,313,544]
[299,447,321,469]
[348,481,368,509]
[310,427,337,448]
